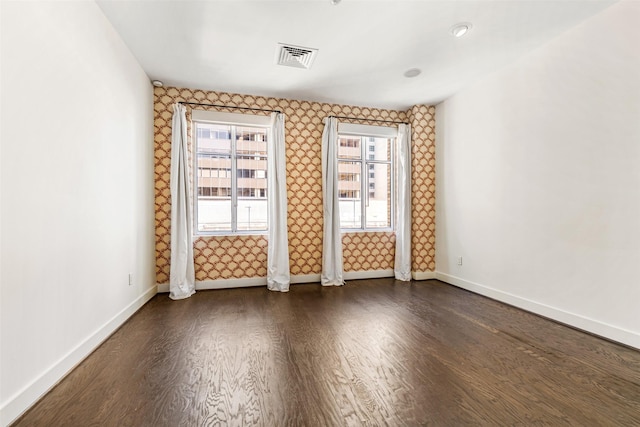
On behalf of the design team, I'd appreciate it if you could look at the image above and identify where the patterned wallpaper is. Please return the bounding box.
[342,232,396,272]
[154,86,435,283]
[408,105,437,272]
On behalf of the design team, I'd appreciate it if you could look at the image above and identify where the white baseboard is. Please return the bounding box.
[0,286,158,427]
[158,271,399,290]
[157,277,267,293]
[157,275,320,291]
[344,269,394,280]
[290,274,321,284]
[435,272,640,350]
[412,271,436,280]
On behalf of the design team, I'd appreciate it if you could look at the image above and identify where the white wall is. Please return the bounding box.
[436,0,640,349]
[0,1,156,424]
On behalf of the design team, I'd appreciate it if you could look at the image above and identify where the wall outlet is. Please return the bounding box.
[128,273,133,286]
[457,256,463,266]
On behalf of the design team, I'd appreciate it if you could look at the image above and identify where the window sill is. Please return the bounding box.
[194,231,269,238]
[341,228,395,234]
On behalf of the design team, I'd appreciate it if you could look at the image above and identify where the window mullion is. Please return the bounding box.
[390,138,394,231]
[193,122,200,235]
[361,136,367,230]
[231,126,238,232]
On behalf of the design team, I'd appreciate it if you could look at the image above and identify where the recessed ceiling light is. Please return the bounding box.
[404,68,421,78]
[151,80,164,87]
[450,22,472,38]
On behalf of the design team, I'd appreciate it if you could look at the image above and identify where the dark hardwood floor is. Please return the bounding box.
[13,279,640,426]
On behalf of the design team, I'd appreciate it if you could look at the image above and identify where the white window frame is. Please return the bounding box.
[337,122,397,233]
[192,110,271,236]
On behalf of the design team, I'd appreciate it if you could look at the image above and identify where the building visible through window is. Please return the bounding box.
[337,133,393,230]
[194,122,268,233]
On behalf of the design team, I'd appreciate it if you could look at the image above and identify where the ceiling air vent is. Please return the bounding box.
[276,43,318,69]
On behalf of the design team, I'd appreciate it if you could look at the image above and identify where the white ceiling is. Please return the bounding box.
[97,0,617,110]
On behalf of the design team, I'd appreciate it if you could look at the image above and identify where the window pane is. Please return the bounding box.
[196,155,232,232]
[196,123,231,154]
[237,199,267,231]
[236,126,267,156]
[338,161,361,228]
[237,154,267,231]
[364,137,391,162]
[339,199,361,229]
[338,136,361,159]
[198,199,232,231]
[365,163,391,229]
[196,157,231,192]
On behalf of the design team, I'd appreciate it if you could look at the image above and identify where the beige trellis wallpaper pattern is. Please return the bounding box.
[408,105,437,272]
[154,86,435,283]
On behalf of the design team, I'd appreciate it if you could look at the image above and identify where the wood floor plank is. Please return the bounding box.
[12,279,640,426]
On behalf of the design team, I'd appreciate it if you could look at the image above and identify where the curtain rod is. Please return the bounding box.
[178,101,282,114]
[328,115,409,125]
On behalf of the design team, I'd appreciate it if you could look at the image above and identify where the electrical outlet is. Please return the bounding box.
[457,257,463,266]
[128,273,133,286]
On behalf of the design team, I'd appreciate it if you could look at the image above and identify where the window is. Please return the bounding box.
[193,112,270,234]
[337,126,394,230]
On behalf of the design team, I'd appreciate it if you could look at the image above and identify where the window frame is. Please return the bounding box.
[337,123,396,233]
[192,110,271,236]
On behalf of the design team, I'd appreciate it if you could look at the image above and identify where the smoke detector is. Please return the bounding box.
[450,22,472,38]
[276,43,318,69]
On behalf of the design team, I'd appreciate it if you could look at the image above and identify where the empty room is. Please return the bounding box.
[1,0,639,425]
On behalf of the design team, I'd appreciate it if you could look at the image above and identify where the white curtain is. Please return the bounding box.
[267,112,291,292]
[321,117,344,286]
[169,103,196,299]
[395,124,412,281]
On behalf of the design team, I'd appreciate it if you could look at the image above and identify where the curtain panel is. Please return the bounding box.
[321,117,344,286]
[394,124,412,281]
[169,103,196,299]
[267,112,291,291]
